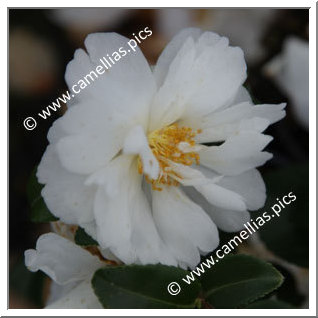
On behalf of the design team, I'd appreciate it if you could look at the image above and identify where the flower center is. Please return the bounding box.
[138,123,201,191]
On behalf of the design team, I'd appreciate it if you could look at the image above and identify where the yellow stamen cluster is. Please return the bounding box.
[138,124,201,191]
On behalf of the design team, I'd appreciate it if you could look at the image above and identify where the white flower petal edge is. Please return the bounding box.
[37,145,95,225]
[25,233,103,285]
[25,233,104,308]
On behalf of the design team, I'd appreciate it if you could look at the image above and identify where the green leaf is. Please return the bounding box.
[27,167,58,222]
[200,254,284,308]
[256,164,309,267]
[92,264,201,309]
[246,299,294,309]
[75,227,97,246]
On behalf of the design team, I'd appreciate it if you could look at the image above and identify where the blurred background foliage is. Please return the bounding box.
[9,8,309,308]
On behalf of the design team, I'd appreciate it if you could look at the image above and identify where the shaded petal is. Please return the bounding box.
[178,87,254,131]
[196,117,270,143]
[92,155,135,262]
[46,281,78,306]
[195,182,246,212]
[164,161,246,211]
[152,186,219,268]
[196,165,266,211]
[231,86,252,104]
[202,102,286,129]
[183,35,246,118]
[208,208,251,233]
[46,280,102,309]
[55,105,129,175]
[218,169,266,211]
[37,145,95,224]
[183,186,251,232]
[149,37,197,131]
[195,102,286,143]
[153,27,202,86]
[24,233,103,285]
[199,132,273,176]
[92,155,175,266]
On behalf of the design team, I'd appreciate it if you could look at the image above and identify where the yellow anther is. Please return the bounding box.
[138,123,200,190]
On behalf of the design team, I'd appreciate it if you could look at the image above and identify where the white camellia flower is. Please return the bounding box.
[37,28,286,269]
[25,233,104,308]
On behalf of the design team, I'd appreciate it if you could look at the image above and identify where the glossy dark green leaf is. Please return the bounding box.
[256,164,309,267]
[92,264,201,309]
[75,227,97,246]
[27,167,58,222]
[200,254,284,308]
[246,299,294,309]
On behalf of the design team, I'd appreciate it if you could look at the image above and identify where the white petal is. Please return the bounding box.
[153,27,202,86]
[46,281,78,306]
[56,133,119,175]
[149,37,197,130]
[199,132,273,176]
[196,166,266,211]
[163,161,245,211]
[197,117,270,143]
[92,156,135,261]
[24,233,103,285]
[231,86,252,104]
[182,33,246,118]
[218,169,266,211]
[152,186,219,268]
[55,106,128,175]
[163,160,213,186]
[183,186,250,232]
[208,208,251,233]
[47,117,69,144]
[130,194,178,266]
[37,145,95,224]
[65,33,156,125]
[202,102,286,128]
[123,125,159,180]
[92,156,174,266]
[150,30,246,130]
[195,182,246,212]
[196,102,286,143]
[46,280,102,309]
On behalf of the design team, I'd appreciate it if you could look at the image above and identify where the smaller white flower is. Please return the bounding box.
[264,36,308,129]
[25,233,104,308]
